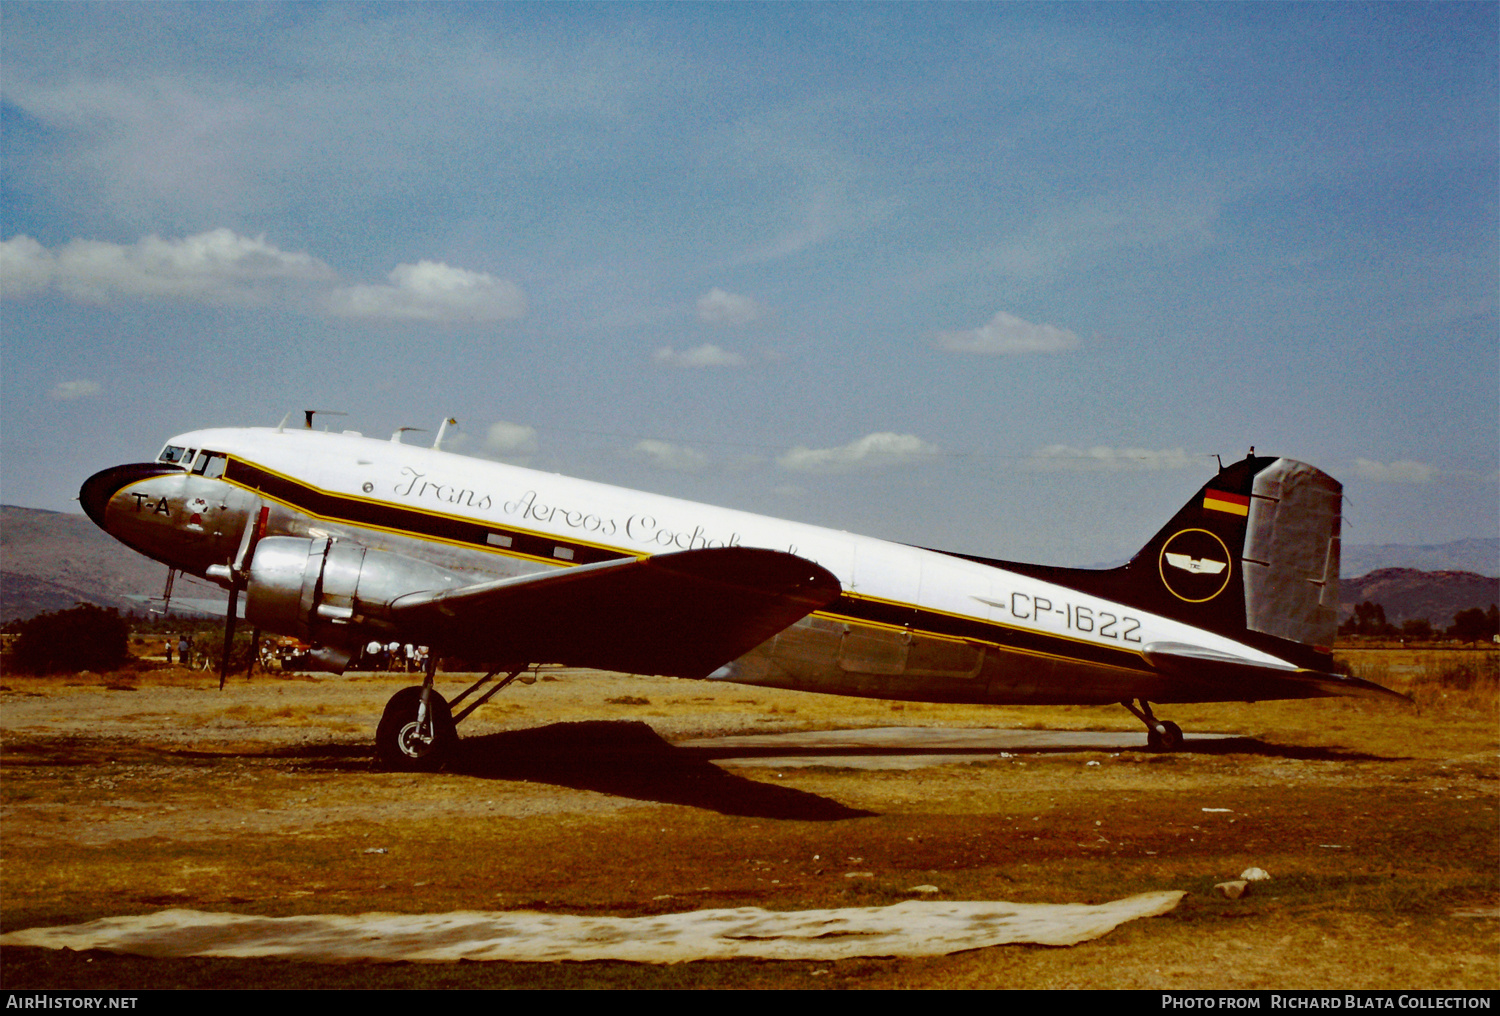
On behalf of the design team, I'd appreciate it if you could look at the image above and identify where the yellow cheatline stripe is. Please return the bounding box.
[810,608,1149,672]
[817,607,1147,664]
[228,456,1149,670]
[223,483,611,570]
[839,590,1148,659]
[225,456,650,564]
[225,476,559,566]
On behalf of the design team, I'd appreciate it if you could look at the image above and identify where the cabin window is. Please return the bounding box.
[191,451,228,479]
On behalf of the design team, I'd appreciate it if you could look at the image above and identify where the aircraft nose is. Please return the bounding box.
[79,463,182,529]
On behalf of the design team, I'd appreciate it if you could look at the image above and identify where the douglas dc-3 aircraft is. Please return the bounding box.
[80,415,1403,769]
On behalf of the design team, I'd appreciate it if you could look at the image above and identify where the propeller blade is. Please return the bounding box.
[220,585,239,690]
[247,627,261,680]
[220,505,268,690]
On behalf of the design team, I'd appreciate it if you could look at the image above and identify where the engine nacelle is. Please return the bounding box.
[244,536,468,648]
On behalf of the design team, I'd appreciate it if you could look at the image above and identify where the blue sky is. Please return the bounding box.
[2,2,1495,566]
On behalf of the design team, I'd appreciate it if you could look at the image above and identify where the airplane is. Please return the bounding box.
[78,415,1405,770]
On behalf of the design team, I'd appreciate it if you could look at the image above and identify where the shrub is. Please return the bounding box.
[10,603,129,674]
[1446,606,1499,645]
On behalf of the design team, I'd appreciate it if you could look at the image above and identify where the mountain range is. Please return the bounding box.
[2,506,225,622]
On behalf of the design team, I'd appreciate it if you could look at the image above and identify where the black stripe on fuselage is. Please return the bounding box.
[225,458,630,567]
[223,456,1151,675]
[826,594,1150,673]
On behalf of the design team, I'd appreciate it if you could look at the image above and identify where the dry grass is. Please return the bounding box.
[1337,647,1499,714]
[1,649,1495,989]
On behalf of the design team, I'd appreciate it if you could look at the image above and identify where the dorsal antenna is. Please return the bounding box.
[276,409,347,433]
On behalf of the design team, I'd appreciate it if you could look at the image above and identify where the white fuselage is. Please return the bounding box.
[103,425,1295,705]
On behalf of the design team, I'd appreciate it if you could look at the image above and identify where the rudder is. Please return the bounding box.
[1121,454,1341,654]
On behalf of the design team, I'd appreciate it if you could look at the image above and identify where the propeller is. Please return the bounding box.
[220,588,240,690]
[219,505,270,690]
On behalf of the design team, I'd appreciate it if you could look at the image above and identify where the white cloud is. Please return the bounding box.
[48,379,101,401]
[485,421,539,460]
[327,260,526,323]
[3,230,334,304]
[652,343,747,368]
[1354,458,1436,484]
[935,311,1080,355]
[632,439,709,472]
[6,233,528,327]
[437,429,476,455]
[1029,445,1200,471]
[696,287,760,326]
[0,236,54,298]
[777,432,940,474]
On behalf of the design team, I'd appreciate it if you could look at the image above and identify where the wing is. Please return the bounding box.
[1143,641,1410,703]
[388,546,841,679]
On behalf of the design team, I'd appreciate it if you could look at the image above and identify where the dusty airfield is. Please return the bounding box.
[1,650,1496,990]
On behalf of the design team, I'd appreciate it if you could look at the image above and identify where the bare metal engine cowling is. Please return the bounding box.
[244,536,467,650]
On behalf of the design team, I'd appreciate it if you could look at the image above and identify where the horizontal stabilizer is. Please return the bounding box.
[389,547,841,679]
[1143,641,1410,703]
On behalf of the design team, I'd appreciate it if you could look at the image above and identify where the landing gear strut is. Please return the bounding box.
[1121,699,1184,752]
[376,686,457,770]
[374,661,528,771]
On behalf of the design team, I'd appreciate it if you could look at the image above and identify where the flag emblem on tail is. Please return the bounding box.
[1203,490,1250,516]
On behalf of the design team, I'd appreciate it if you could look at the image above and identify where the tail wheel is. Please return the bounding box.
[376,686,457,771]
[1148,720,1184,752]
[1124,700,1186,753]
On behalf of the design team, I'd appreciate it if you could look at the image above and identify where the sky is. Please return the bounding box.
[2,2,1496,567]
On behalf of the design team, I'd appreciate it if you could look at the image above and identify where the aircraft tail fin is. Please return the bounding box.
[1118,454,1342,655]
[931,452,1345,667]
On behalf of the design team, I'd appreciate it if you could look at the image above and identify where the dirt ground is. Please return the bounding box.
[1,650,1495,989]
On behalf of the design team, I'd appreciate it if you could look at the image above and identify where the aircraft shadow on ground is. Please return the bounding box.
[675,737,1394,764]
[451,720,874,821]
[1171,737,1393,762]
[0,729,1398,775]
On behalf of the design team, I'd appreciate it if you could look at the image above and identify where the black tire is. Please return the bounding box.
[376,686,457,771]
[1160,721,1184,752]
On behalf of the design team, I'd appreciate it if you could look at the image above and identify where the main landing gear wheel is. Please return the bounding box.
[376,686,457,771]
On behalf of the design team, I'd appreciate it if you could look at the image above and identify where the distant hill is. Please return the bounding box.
[1341,538,1498,579]
[1338,568,1500,627]
[1,505,225,623]
[1091,538,1495,578]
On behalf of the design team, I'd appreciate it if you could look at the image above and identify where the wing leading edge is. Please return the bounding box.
[389,546,842,679]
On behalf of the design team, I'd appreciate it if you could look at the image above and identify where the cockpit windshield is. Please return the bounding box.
[158,445,193,465]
